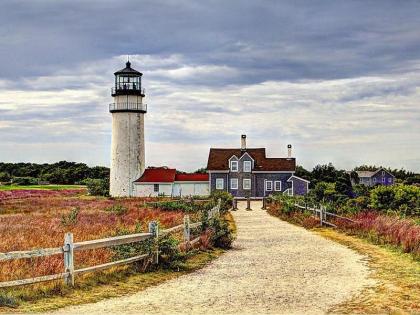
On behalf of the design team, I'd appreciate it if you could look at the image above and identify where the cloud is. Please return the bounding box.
[0,1,419,172]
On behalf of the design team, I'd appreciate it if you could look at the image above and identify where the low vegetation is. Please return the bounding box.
[267,193,420,260]
[0,188,235,309]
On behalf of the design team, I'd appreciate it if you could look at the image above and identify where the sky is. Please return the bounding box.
[0,0,419,172]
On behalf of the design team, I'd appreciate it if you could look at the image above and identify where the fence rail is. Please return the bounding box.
[293,202,357,227]
[0,199,221,289]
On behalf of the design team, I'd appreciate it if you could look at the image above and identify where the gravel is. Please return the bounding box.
[55,201,374,315]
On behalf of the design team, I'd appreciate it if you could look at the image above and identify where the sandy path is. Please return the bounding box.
[55,201,373,314]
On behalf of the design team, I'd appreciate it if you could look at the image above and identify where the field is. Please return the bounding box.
[0,185,86,191]
[0,187,194,306]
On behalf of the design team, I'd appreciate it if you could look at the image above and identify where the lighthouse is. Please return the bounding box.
[109,61,147,197]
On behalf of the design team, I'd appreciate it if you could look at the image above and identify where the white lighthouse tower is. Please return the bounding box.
[109,61,147,197]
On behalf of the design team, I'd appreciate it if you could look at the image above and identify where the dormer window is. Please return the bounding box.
[243,161,252,172]
[230,161,238,172]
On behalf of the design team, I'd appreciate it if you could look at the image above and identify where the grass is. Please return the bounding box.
[0,190,192,301]
[0,249,225,313]
[317,229,420,314]
[0,185,86,191]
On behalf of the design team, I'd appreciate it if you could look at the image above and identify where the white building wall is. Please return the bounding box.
[133,183,173,197]
[172,182,209,197]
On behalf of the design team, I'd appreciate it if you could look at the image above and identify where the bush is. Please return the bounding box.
[158,235,184,269]
[148,200,195,212]
[370,185,420,215]
[111,224,152,260]
[0,172,11,182]
[60,207,80,226]
[86,178,109,196]
[206,216,235,249]
[209,191,233,213]
[105,204,128,215]
[11,177,38,185]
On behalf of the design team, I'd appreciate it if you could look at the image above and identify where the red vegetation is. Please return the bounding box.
[0,190,185,282]
[333,212,420,258]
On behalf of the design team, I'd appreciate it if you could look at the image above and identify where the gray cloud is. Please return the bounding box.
[0,0,419,171]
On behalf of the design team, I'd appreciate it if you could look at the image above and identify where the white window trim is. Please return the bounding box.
[265,180,273,191]
[230,160,238,172]
[230,178,238,190]
[274,180,282,191]
[388,178,392,183]
[243,179,251,190]
[382,177,386,183]
[216,178,224,190]
[243,161,252,173]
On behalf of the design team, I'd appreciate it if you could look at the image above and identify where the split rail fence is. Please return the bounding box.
[292,202,357,227]
[0,199,221,289]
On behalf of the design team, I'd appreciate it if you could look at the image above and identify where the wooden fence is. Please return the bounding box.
[293,202,357,227]
[0,199,221,289]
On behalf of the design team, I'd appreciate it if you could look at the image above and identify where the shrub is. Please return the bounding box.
[60,207,80,226]
[148,200,194,212]
[208,191,233,213]
[370,184,420,215]
[207,216,235,249]
[0,172,11,182]
[105,204,128,215]
[111,224,152,260]
[11,177,38,185]
[158,235,184,269]
[86,178,109,196]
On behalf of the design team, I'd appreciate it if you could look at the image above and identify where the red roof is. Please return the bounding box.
[135,167,176,183]
[175,173,209,182]
[135,167,209,183]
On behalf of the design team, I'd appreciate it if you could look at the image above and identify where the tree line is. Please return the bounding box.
[0,161,109,185]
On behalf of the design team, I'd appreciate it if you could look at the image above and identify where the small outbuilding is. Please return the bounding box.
[133,167,209,197]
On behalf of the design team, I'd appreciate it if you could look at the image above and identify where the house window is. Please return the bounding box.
[382,171,385,176]
[373,178,377,183]
[230,178,238,190]
[243,161,252,172]
[243,179,251,190]
[265,180,273,191]
[274,181,281,191]
[230,160,238,172]
[153,184,159,192]
[382,177,386,183]
[388,178,392,183]
[216,178,224,190]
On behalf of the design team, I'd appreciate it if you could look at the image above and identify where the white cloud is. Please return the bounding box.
[0,54,419,172]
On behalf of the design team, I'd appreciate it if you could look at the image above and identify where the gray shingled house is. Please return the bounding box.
[207,135,309,198]
[352,168,395,187]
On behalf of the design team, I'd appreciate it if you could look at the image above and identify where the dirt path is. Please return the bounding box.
[55,201,374,314]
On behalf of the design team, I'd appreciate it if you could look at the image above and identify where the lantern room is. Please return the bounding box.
[111,61,145,97]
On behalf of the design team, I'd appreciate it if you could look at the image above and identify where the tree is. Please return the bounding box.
[0,172,11,182]
[295,165,312,182]
[194,167,207,174]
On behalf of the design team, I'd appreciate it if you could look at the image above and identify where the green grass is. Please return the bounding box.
[0,185,85,191]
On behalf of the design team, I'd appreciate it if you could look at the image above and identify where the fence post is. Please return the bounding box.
[148,221,159,264]
[262,197,266,210]
[183,215,190,244]
[63,232,74,287]
[246,197,251,211]
[319,206,323,226]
